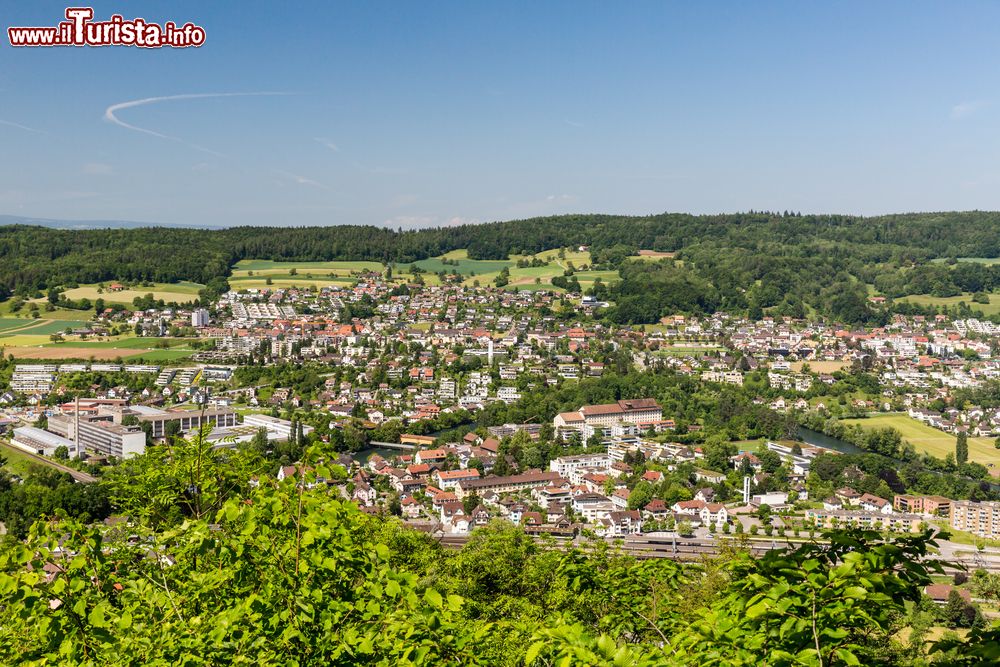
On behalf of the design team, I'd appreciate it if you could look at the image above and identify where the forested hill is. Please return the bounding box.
[3,210,1000,321]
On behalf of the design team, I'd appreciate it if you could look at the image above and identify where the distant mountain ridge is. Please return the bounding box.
[0,214,220,230]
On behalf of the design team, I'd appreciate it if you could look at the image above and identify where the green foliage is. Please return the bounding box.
[956,431,969,465]
[0,481,485,666]
[103,425,269,528]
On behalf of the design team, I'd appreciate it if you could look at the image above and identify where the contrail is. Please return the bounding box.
[0,118,45,133]
[103,92,289,155]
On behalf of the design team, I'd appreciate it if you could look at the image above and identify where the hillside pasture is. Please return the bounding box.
[56,282,204,306]
[897,292,1000,316]
[842,413,1000,471]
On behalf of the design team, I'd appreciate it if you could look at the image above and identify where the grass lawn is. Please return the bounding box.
[932,520,1000,548]
[898,292,1000,316]
[412,254,513,276]
[0,307,99,321]
[0,441,40,477]
[573,270,620,288]
[843,413,1000,469]
[532,248,593,266]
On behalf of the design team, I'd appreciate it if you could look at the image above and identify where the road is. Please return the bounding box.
[0,442,97,483]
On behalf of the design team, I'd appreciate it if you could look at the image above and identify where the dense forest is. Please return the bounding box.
[5,210,1000,323]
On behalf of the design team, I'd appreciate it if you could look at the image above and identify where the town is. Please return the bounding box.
[6,260,1000,574]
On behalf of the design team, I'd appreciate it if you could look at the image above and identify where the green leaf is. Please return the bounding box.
[835,648,861,665]
[524,641,546,665]
[423,588,442,609]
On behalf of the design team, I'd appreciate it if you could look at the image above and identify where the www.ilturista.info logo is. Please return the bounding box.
[8,7,206,48]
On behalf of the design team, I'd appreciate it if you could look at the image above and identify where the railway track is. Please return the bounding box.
[0,442,97,483]
[435,532,1000,571]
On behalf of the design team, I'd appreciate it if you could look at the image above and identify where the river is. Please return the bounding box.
[796,427,867,455]
[797,426,1000,492]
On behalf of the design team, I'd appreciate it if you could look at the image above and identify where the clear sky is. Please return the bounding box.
[2,1,1000,227]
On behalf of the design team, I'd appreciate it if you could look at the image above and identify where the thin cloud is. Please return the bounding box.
[565,119,585,128]
[0,118,45,134]
[82,162,113,175]
[103,92,289,155]
[274,169,329,190]
[314,138,340,152]
[951,101,988,120]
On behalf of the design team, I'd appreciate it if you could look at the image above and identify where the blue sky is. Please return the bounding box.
[2,1,1000,227]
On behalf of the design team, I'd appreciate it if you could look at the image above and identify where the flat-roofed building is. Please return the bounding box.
[243,413,314,441]
[48,414,147,459]
[951,500,1000,539]
[549,453,611,477]
[125,406,238,438]
[894,494,951,517]
[455,471,564,500]
[11,426,75,457]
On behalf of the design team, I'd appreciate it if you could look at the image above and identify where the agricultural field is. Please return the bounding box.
[1,335,202,362]
[231,248,633,292]
[234,259,383,273]
[0,319,38,333]
[842,413,1000,471]
[573,270,619,289]
[931,257,1000,265]
[229,276,356,290]
[230,259,380,290]
[0,319,90,338]
[0,301,98,320]
[635,249,676,260]
[896,292,1000,316]
[51,282,205,306]
[410,249,512,276]
[790,360,848,373]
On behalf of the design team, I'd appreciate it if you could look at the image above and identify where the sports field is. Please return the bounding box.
[842,413,1000,470]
